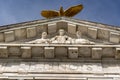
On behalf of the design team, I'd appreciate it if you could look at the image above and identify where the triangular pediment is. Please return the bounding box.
[0,17,119,44]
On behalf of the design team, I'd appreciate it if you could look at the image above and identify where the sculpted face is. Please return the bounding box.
[42,32,47,39]
[59,29,65,36]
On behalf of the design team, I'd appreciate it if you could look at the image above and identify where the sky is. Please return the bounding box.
[0,0,120,27]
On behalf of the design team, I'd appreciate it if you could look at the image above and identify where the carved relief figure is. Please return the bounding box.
[75,31,95,44]
[27,32,50,44]
[51,29,72,43]
[27,29,94,44]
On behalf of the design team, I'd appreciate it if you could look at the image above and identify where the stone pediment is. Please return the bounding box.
[0,17,120,80]
[0,17,119,44]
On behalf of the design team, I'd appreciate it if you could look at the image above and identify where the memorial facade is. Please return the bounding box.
[0,17,120,80]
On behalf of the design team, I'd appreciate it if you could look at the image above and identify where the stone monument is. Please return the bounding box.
[0,5,119,80]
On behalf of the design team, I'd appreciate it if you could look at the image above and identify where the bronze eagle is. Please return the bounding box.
[41,4,83,19]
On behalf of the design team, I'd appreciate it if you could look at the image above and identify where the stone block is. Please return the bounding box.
[79,47,91,57]
[0,47,8,58]
[103,47,115,57]
[0,33,4,42]
[55,47,67,58]
[88,78,113,80]
[92,48,102,59]
[32,47,44,57]
[8,46,21,57]
[48,23,57,34]
[44,47,54,58]
[4,31,15,42]
[21,47,31,58]
[27,27,36,38]
[110,32,120,43]
[57,21,68,31]
[68,47,78,59]
[78,25,88,35]
[36,26,42,36]
[68,23,76,34]
[15,28,27,40]
[36,25,48,36]
[88,28,97,39]
[98,29,110,41]
[115,48,120,59]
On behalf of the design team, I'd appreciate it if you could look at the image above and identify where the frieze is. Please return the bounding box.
[0,62,103,73]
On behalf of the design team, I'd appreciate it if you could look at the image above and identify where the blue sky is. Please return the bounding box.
[0,0,120,27]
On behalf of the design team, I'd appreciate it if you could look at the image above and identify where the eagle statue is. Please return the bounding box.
[41,4,83,19]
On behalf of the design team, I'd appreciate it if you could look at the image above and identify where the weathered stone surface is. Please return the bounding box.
[4,31,15,42]
[110,32,120,43]
[4,62,19,72]
[27,27,36,38]
[8,46,21,57]
[102,47,115,57]
[103,62,120,73]
[32,47,44,57]
[114,78,120,80]
[15,28,27,40]
[92,48,102,59]
[36,24,48,36]
[0,47,8,58]
[21,47,31,58]
[88,78,113,80]
[55,47,67,58]
[68,23,76,34]
[81,63,102,73]
[88,28,97,39]
[36,26,43,36]
[98,29,110,41]
[79,47,91,57]
[29,62,45,73]
[0,33,4,42]
[115,48,120,59]
[18,62,30,73]
[44,47,54,58]
[56,21,68,31]
[68,47,78,59]
[48,23,57,34]
[78,25,88,35]
[0,63,4,73]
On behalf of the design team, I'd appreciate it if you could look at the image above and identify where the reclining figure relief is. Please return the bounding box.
[27,32,50,44]
[74,31,95,44]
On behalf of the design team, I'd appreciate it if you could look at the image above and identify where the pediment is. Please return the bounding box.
[0,17,119,44]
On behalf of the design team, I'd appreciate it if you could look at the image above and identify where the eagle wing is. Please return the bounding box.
[41,10,59,19]
[64,4,83,17]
